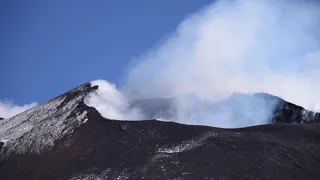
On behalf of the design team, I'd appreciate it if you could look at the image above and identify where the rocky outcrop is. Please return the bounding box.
[272,100,320,124]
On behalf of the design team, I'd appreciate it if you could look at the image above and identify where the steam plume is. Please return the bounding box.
[123,0,320,108]
[90,0,320,128]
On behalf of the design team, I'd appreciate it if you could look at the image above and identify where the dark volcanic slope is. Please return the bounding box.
[0,82,320,180]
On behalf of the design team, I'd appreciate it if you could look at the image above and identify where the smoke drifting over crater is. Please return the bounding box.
[88,0,320,128]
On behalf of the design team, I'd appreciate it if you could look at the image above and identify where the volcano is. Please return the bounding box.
[0,81,320,180]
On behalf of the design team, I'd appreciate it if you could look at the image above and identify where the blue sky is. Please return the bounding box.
[1,0,212,105]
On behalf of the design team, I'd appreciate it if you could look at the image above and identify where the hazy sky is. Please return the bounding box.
[0,0,212,105]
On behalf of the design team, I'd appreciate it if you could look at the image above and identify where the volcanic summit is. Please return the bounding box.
[0,80,320,180]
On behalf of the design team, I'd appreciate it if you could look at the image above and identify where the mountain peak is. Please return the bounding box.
[0,82,97,156]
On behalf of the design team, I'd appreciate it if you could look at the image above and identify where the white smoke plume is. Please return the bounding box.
[90,0,320,128]
[85,80,143,120]
[123,0,320,106]
[0,100,37,119]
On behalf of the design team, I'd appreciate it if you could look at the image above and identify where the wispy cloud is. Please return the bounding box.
[0,100,37,119]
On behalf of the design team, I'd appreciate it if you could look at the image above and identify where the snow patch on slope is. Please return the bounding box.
[0,100,37,119]
[157,132,219,154]
[70,168,130,180]
[301,109,319,122]
[0,96,65,144]
[85,80,143,120]
[0,84,91,155]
